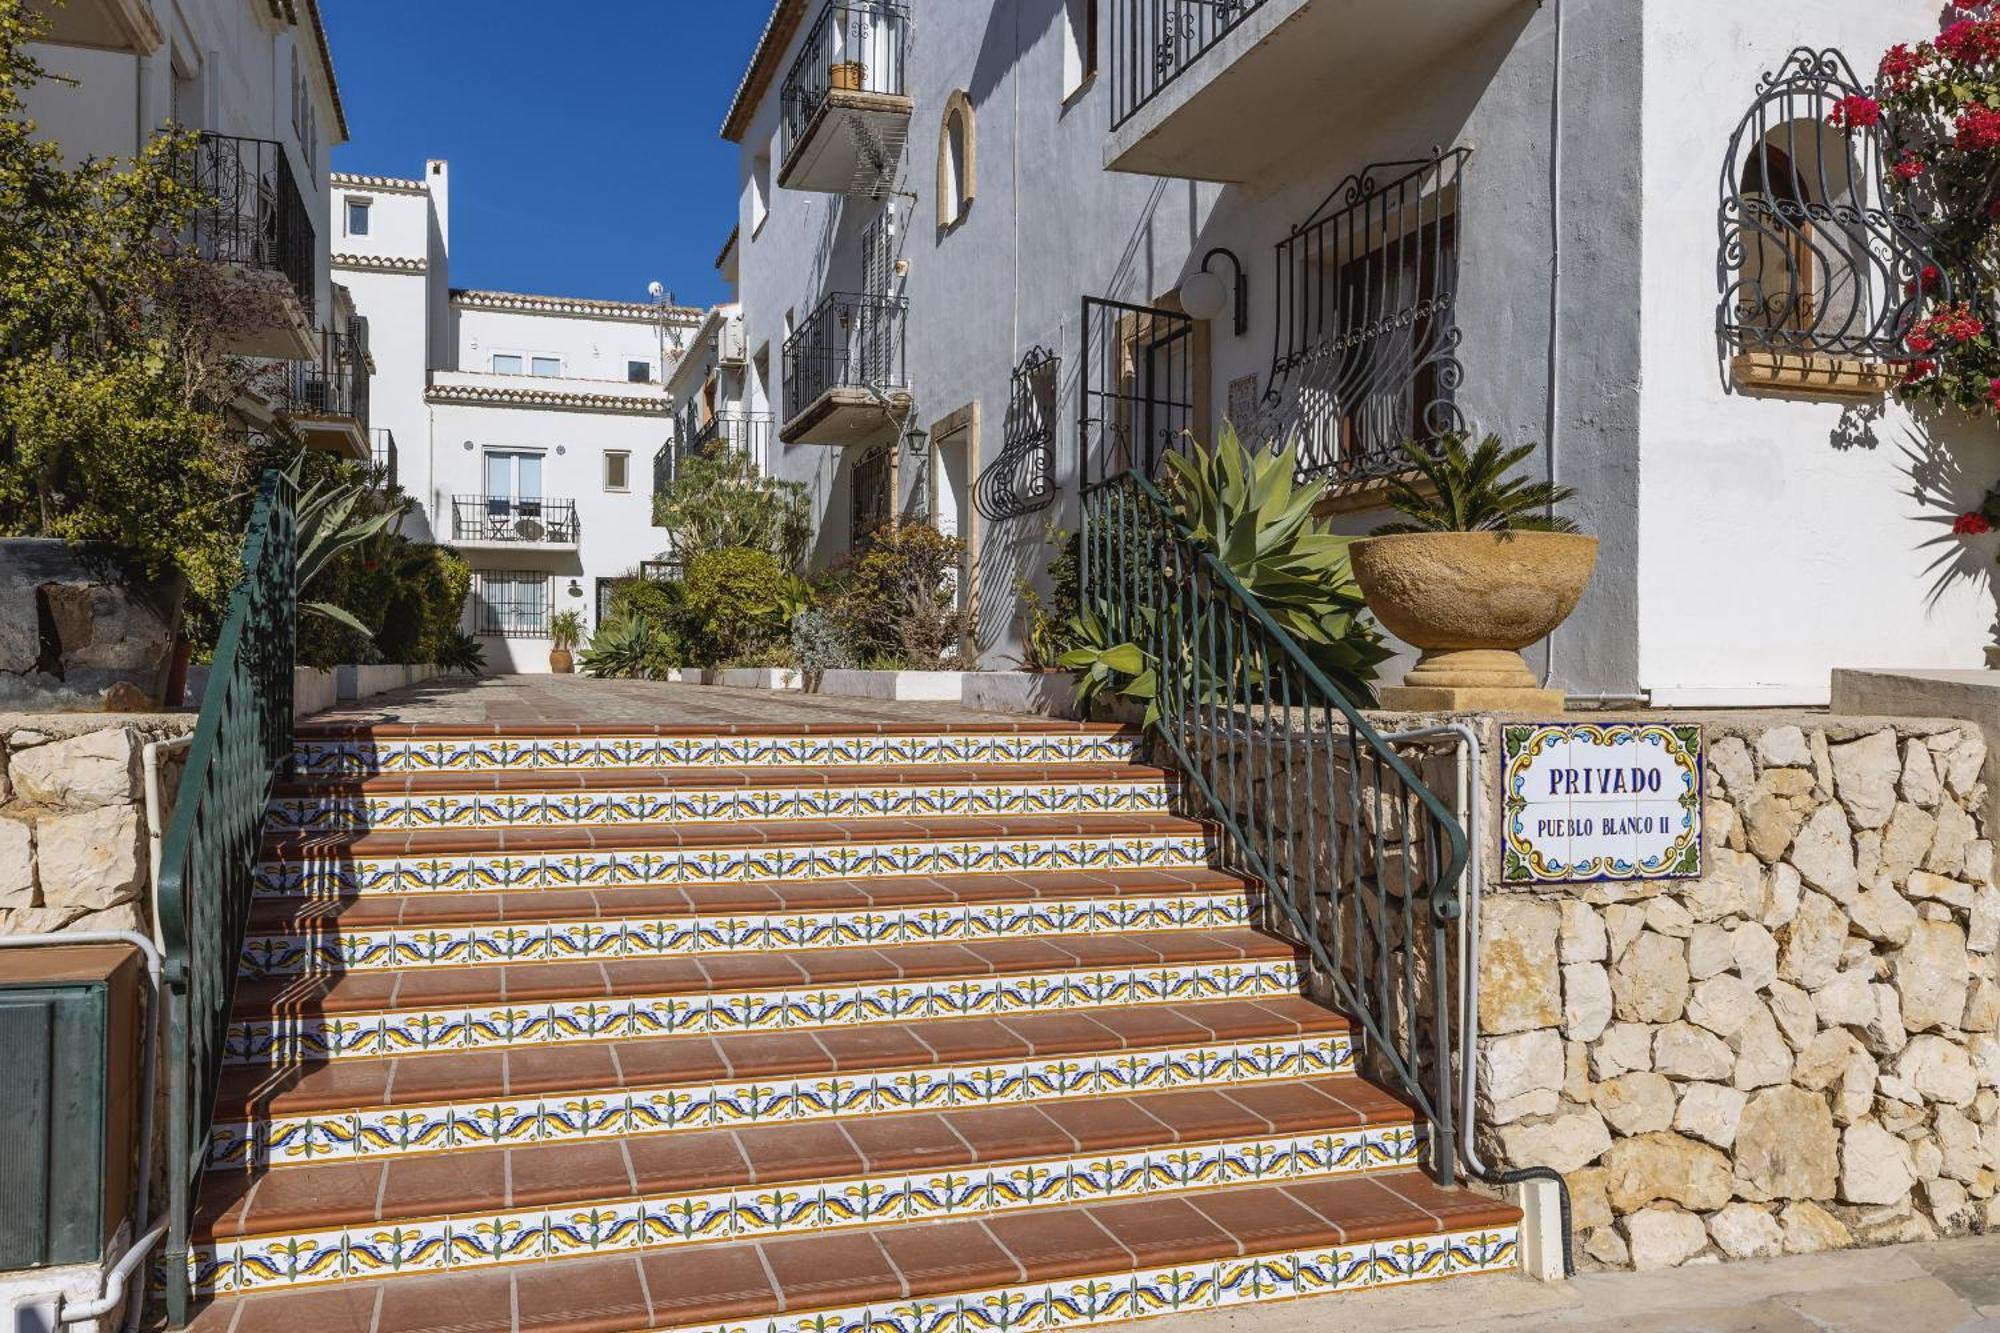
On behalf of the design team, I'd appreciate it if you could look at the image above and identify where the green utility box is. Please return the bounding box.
[0,944,143,1271]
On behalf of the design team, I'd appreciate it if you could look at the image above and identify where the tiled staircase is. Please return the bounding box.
[189,717,1519,1333]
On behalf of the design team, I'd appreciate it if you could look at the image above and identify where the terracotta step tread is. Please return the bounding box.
[273,762,1174,797]
[212,996,1348,1119]
[260,812,1212,859]
[196,1074,1417,1238]
[228,928,1299,1017]
[294,720,1138,740]
[189,1173,1519,1333]
[242,867,1254,933]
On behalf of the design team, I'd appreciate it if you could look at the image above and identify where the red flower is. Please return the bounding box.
[1880,42,1924,88]
[1894,151,1927,181]
[1957,105,2000,151]
[1989,376,2000,412]
[1954,512,1992,536]
[1903,358,1939,382]
[1989,197,2000,221]
[1827,95,1882,130]
[1937,17,2000,62]
[363,560,380,573]
[1910,303,1985,353]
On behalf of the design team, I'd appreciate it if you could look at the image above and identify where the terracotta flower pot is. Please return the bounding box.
[829,61,866,92]
[549,648,574,675]
[1348,530,1598,710]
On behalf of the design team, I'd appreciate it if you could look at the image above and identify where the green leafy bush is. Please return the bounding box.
[1372,434,1579,535]
[826,523,967,669]
[681,547,788,667]
[653,443,810,569]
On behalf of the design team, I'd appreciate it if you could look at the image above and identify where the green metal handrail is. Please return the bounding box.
[157,469,297,1326]
[1081,469,1468,1185]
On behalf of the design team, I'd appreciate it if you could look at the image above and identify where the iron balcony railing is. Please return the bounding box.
[1109,0,1271,130]
[285,327,369,429]
[158,469,297,1325]
[181,131,316,321]
[368,428,397,490]
[451,495,581,545]
[780,0,911,161]
[690,410,773,459]
[783,291,908,423]
[1079,466,1468,1186]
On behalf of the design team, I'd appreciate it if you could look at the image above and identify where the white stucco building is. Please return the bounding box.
[658,292,765,504]
[721,0,1994,705]
[330,163,703,672]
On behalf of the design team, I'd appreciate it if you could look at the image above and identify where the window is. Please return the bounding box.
[473,571,550,637]
[484,449,543,500]
[1062,0,1098,98]
[750,147,772,234]
[937,92,975,231]
[627,360,653,383]
[491,353,523,374]
[604,451,630,491]
[346,198,370,237]
[531,356,562,378]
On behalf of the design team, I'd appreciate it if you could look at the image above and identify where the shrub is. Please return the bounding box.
[826,523,967,670]
[653,444,810,569]
[790,608,856,674]
[681,547,788,667]
[579,616,663,678]
[435,630,485,675]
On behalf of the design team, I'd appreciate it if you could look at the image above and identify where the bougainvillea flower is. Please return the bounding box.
[1827,95,1883,130]
[1954,512,1993,536]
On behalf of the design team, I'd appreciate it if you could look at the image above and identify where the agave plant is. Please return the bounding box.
[1057,608,1157,721]
[1160,425,1390,705]
[1373,434,1579,534]
[434,630,485,675]
[287,455,397,637]
[579,616,662,679]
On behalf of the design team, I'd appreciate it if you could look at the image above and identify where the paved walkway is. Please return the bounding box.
[1158,1233,2000,1332]
[303,674,1047,729]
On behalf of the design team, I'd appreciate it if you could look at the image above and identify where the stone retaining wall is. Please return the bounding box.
[0,714,197,938]
[1456,714,2000,1270]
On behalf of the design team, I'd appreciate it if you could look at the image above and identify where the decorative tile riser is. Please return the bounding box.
[290,733,1141,778]
[237,893,1253,979]
[252,833,1213,898]
[654,1230,1519,1333]
[222,959,1304,1064]
[266,779,1177,834]
[191,1124,1424,1296]
[209,1033,1354,1169]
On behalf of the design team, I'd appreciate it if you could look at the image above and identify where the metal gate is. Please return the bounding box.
[1078,296,1195,489]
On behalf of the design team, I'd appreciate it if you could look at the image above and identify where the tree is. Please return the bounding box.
[652,441,811,569]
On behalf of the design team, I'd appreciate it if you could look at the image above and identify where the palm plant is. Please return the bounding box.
[1373,434,1579,534]
[549,610,585,652]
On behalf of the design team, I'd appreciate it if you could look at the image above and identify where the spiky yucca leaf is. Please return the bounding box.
[1374,434,1580,534]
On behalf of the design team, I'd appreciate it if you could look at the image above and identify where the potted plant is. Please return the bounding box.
[549,610,585,674]
[829,58,867,91]
[1348,434,1597,712]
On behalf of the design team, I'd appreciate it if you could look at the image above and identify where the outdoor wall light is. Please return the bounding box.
[567,580,583,598]
[1180,247,1247,336]
[904,423,930,458]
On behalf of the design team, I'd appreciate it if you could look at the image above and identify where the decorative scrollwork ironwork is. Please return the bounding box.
[974,346,1061,522]
[1261,148,1470,482]
[1717,47,1950,364]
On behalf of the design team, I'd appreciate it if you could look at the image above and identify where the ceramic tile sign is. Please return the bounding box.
[1499,722,1704,884]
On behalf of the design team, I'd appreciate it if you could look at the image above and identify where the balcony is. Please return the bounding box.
[368,429,398,491]
[281,325,370,460]
[1104,0,1523,183]
[451,496,581,550]
[691,410,774,459]
[778,1,911,196]
[22,0,161,52]
[780,292,911,446]
[180,133,317,358]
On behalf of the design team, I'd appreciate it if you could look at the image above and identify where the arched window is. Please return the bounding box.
[937,90,975,231]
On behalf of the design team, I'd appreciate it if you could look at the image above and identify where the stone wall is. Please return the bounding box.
[1466,715,2000,1270]
[0,714,197,938]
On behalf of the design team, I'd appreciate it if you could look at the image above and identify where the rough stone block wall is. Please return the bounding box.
[0,714,197,938]
[1470,716,1999,1270]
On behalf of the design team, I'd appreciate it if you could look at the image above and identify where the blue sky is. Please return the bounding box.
[323,2,768,308]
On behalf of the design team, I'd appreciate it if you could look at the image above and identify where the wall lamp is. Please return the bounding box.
[1179,247,1247,337]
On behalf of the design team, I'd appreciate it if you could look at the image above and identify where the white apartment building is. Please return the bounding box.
[22,0,369,465]
[657,294,767,506]
[723,0,1993,705]
[330,164,703,672]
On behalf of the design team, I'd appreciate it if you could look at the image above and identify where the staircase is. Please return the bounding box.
[187,715,1519,1333]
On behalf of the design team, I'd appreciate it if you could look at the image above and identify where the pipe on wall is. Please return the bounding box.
[1539,0,1566,691]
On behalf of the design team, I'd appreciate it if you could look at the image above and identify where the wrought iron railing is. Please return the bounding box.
[451,494,581,545]
[780,0,911,160]
[1110,0,1271,130]
[689,410,773,460]
[1080,467,1467,1186]
[182,132,316,321]
[158,469,298,1325]
[285,327,369,430]
[368,428,397,490]
[783,291,908,424]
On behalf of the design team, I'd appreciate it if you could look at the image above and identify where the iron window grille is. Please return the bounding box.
[1718,48,1949,363]
[1262,149,1470,482]
[780,1,911,168]
[975,346,1061,521]
[1109,0,1271,131]
[1078,297,1196,489]
[180,132,316,321]
[473,571,550,638]
[782,291,910,424]
[851,443,893,548]
[451,495,581,545]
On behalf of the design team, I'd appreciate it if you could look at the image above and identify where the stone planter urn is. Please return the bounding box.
[829,60,866,92]
[0,539,186,710]
[1348,530,1598,713]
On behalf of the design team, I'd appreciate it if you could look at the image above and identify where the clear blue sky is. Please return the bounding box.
[323,1,768,309]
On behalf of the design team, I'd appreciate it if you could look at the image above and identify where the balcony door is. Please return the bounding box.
[483,450,544,538]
